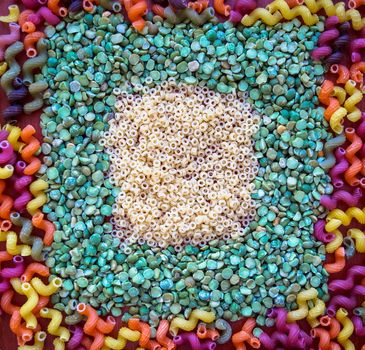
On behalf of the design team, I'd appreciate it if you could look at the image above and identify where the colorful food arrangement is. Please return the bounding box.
[0,0,365,349]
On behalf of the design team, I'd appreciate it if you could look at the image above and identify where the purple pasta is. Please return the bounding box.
[0,141,14,165]
[0,279,10,293]
[353,283,365,295]
[327,295,357,317]
[173,333,216,350]
[329,147,348,188]
[68,326,84,350]
[14,175,33,192]
[28,6,61,26]
[15,160,27,175]
[168,0,188,9]
[235,0,256,14]
[0,130,9,142]
[3,104,23,121]
[14,191,32,212]
[8,86,28,102]
[313,220,335,243]
[320,188,363,210]
[229,10,243,23]
[329,265,365,292]
[0,256,24,278]
[68,0,83,12]
[352,316,365,336]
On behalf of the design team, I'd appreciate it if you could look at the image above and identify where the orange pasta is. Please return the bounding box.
[83,0,95,12]
[319,80,334,105]
[128,318,151,347]
[350,62,365,88]
[197,323,220,340]
[324,98,340,122]
[188,0,209,12]
[21,262,50,282]
[90,331,105,350]
[0,250,12,263]
[31,212,55,246]
[156,320,175,350]
[1,219,12,231]
[81,335,93,349]
[24,31,46,58]
[126,0,148,32]
[10,310,33,345]
[77,303,99,335]
[311,328,331,350]
[213,0,230,16]
[33,295,50,315]
[0,194,13,219]
[345,127,363,186]
[349,0,365,8]
[20,125,40,159]
[324,247,346,273]
[232,318,260,350]
[151,4,165,17]
[18,10,35,33]
[95,316,115,334]
[286,0,304,7]
[320,316,341,339]
[47,0,68,17]
[330,64,350,85]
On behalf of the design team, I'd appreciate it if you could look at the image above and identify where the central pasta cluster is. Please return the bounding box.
[102,82,260,248]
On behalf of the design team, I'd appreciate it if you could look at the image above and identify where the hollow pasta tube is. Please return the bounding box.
[170,309,215,336]
[18,331,46,350]
[5,231,32,256]
[27,179,49,215]
[241,8,283,26]
[348,228,365,252]
[20,281,39,329]
[31,277,62,296]
[336,308,355,350]
[40,308,70,341]
[0,5,20,23]
[324,247,346,273]
[307,298,326,327]
[287,288,318,322]
[104,327,141,350]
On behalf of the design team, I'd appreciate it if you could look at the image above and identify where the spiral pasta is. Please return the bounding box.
[0,41,23,96]
[331,64,350,84]
[344,80,362,122]
[2,231,32,256]
[333,2,365,30]
[31,212,55,246]
[326,207,365,232]
[326,229,343,253]
[303,0,336,16]
[241,8,283,26]
[19,281,39,329]
[5,124,25,151]
[21,262,50,282]
[156,320,175,350]
[40,308,70,341]
[27,179,49,215]
[31,277,62,296]
[0,5,20,23]
[104,327,141,350]
[18,9,36,33]
[24,80,48,115]
[213,0,230,16]
[169,309,215,336]
[348,228,365,252]
[232,318,260,350]
[266,0,319,25]
[22,38,48,86]
[344,127,363,186]
[320,133,346,170]
[324,247,346,273]
[287,288,318,322]
[18,331,46,350]
[336,308,355,350]
[47,0,68,17]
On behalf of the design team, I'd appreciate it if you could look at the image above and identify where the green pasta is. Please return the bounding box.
[320,133,346,170]
[0,41,23,96]
[24,80,48,114]
[215,319,232,344]
[22,38,48,87]
[181,7,216,25]
[64,312,83,325]
[10,212,44,261]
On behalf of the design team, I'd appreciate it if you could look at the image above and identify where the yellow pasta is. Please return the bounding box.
[0,62,7,77]
[287,288,318,322]
[10,277,23,294]
[241,8,282,26]
[20,281,39,329]
[344,80,362,122]
[18,331,46,350]
[325,229,343,253]
[331,86,346,105]
[0,5,20,22]
[5,124,25,151]
[104,327,141,350]
[31,277,62,296]
[266,0,319,25]
[326,207,365,232]
[27,179,49,215]
[304,0,336,16]
[0,164,14,179]
[307,298,326,327]
[333,2,365,30]
[5,231,32,256]
[54,337,66,350]
[40,308,70,341]
[170,309,215,336]
[329,106,347,134]
[347,228,365,253]
[336,308,355,350]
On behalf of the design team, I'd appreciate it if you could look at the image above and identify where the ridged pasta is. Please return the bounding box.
[26,179,48,215]
[31,277,62,296]
[20,281,39,329]
[336,308,355,350]
[22,38,48,86]
[266,0,319,25]
[104,327,141,350]
[31,212,55,246]
[326,229,343,253]
[320,133,346,170]
[24,80,48,115]
[0,41,23,96]
[5,124,25,151]
[40,308,70,341]
[287,288,318,322]
[344,80,362,122]
[324,247,346,273]
[326,207,365,232]
[0,5,20,23]
[2,231,32,256]
[241,8,283,26]
[344,127,363,186]
[348,228,365,252]
[18,331,46,350]
[169,309,215,336]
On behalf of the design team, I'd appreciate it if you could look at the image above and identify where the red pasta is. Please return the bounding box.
[330,64,350,84]
[324,247,346,273]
